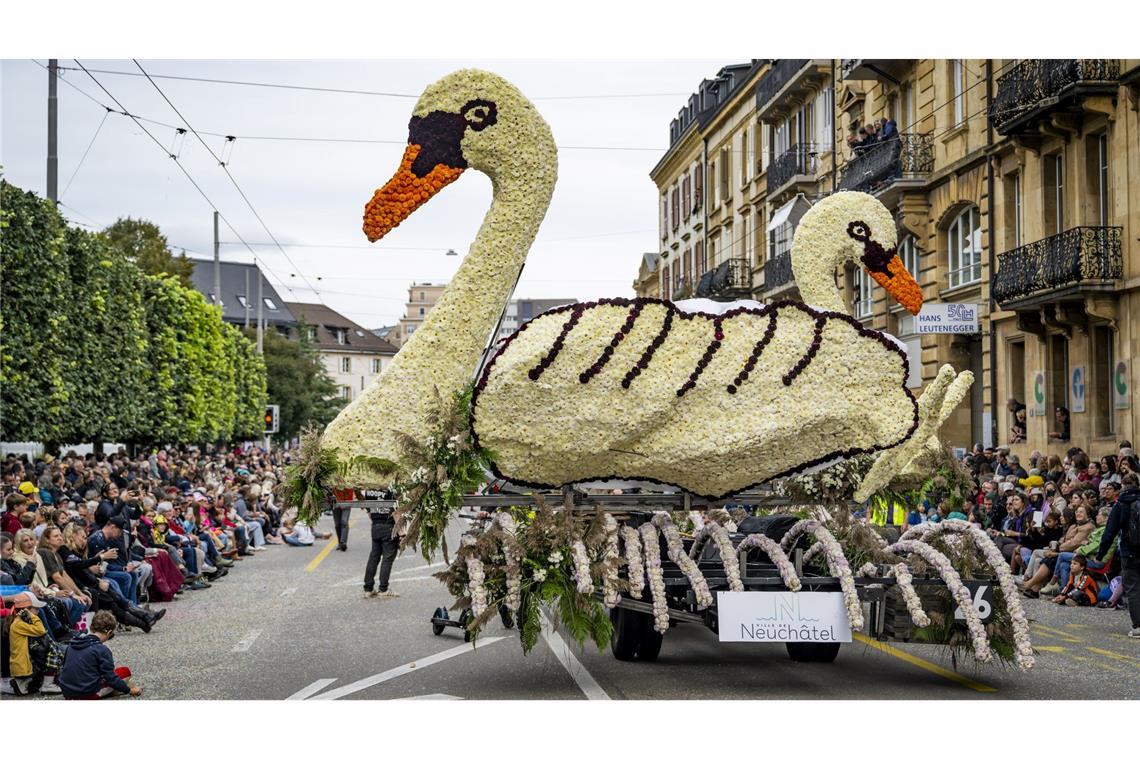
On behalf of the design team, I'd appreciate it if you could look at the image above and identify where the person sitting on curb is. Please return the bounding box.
[58,610,142,699]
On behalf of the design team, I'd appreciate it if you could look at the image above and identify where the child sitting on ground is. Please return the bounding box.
[58,610,142,699]
[281,518,330,546]
[1052,554,1098,607]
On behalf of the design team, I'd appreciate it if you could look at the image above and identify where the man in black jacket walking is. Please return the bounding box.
[363,507,400,599]
[1096,474,1140,638]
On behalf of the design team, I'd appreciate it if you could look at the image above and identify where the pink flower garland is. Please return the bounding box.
[462,535,488,619]
[886,539,992,663]
[902,520,1034,670]
[706,521,744,592]
[639,522,670,633]
[570,539,594,595]
[779,520,862,631]
[736,533,802,592]
[621,525,645,599]
[652,513,712,608]
[602,514,621,609]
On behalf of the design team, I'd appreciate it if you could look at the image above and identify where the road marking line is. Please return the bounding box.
[310,637,504,700]
[392,562,445,575]
[852,633,996,693]
[1035,645,1066,653]
[232,629,263,653]
[541,615,610,700]
[286,678,338,700]
[1031,623,1085,642]
[280,587,297,597]
[305,516,357,573]
[395,693,462,700]
[1087,647,1140,668]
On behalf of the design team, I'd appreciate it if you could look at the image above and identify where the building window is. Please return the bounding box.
[899,235,920,281]
[740,128,749,186]
[754,210,765,266]
[306,326,317,341]
[236,295,249,309]
[405,324,416,336]
[902,82,915,132]
[682,248,691,285]
[1049,335,1068,423]
[263,298,278,311]
[719,146,731,203]
[693,162,703,211]
[814,87,833,151]
[339,386,351,401]
[947,206,982,288]
[707,161,717,207]
[682,173,690,221]
[951,60,965,126]
[419,291,425,301]
[1044,152,1064,235]
[695,240,705,276]
[894,315,923,389]
[854,267,874,319]
[1097,133,1109,227]
[419,307,425,316]
[275,325,290,338]
[1092,325,1115,435]
[339,356,351,374]
[334,328,347,345]
[740,215,749,264]
[770,222,792,260]
[208,292,222,307]
[370,358,382,374]
[1006,172,1022,248]
[662,196,669,236]
[671,187,680,231]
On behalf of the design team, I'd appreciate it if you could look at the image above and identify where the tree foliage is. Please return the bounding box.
[259,325,345,442]
[1,181,266,445]
[102,217,195,288]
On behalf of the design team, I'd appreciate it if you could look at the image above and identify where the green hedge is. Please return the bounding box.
[1,181,267,444]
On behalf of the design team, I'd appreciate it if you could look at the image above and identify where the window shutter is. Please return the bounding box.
[694,162,703,210]
[671,188,680,231]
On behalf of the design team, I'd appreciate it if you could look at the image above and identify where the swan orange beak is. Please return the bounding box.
[362,144,465,242]
[869,255,923,316]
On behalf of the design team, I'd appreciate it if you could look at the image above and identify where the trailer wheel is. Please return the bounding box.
[636,626,663,662]
[785,642,841,663]
[609,606,643,661]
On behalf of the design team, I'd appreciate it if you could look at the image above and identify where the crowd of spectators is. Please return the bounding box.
[1,444,305,697]
[895,437,1139,640]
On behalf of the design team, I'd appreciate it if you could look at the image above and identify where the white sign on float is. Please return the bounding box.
[916,303,979,334]
[717,592,852,643]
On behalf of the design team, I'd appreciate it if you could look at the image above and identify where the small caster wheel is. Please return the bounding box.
[432,606,448,636]
[459,608,474,642]
[499,604,515,629]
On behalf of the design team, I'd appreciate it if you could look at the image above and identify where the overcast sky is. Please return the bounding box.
[2,59,724,328]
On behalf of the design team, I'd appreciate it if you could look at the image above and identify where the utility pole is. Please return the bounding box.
[213,211,222,313]
[244,268,251,328]
[256,265,264,354]
[47,59,59,203]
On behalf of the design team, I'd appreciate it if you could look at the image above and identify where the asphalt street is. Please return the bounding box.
[94,513,1139,700]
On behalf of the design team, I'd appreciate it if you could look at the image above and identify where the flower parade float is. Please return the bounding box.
[287,69,1033,670]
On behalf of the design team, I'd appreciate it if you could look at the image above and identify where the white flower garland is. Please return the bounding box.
[903,520,1035,670]
[736,533,802,592]
[462,535,488,619]
[493,511,522,613]
[889,562,931,628]
[570,539,594,595]
[602,513,621,609]
[703,521,744,593]
[886,540,992,663]
[652,513,712,608]
[777,519,862,630]
[857,562,879,578]
[621,526,645,599]
[639,523,670,633]
[688,510,706,533]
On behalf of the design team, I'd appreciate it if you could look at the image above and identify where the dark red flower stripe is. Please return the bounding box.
[676,317,724,397]
[781,315,827,386]
[727,311,779,395]
[620,308,673,389]
[528,305,584,381]
[580,303,643,384]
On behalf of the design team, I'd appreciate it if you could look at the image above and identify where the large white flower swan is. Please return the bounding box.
[320,69,970,500]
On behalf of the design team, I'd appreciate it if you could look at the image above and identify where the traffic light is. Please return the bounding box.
[264,405,280,434]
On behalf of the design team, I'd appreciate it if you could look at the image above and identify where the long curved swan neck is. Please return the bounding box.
[789,215,851,313]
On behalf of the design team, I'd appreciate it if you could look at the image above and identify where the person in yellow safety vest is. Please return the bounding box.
[869,493,907,527]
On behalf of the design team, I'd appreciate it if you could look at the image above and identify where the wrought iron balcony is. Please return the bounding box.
[767,143,820,194]
[755,59,810,109]
[840,59,915,84]
[989,59,1120,135]
[763,251,794,291]
[838,132,933,193]
[993,226,1122,306]
[695,258,753,301]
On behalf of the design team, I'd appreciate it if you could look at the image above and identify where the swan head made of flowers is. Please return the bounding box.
[363,69,557,242]
[791,191,924,316]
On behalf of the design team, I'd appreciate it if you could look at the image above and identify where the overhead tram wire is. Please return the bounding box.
[51,65,690,101]
[70,60,301,302]
[132,59,327,303]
